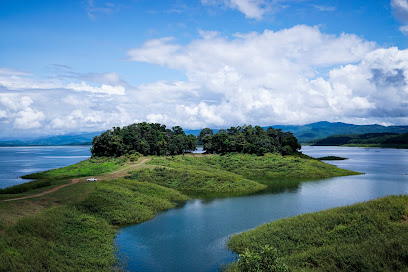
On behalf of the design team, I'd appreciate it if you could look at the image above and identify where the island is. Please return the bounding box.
[0,122,361,271]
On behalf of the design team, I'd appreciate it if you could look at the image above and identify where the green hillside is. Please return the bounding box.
[312,132,408,148]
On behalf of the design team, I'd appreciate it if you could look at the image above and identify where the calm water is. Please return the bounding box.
[115,146,408,272]
[0,146,91,189]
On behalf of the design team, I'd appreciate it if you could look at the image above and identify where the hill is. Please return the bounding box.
[2,121,408,146]
[268,121,408,143]
[0,131,102,146]
[312,132,408,148]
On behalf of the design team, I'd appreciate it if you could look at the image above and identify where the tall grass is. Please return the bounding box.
[0,178,188,271]
[21,155,138,180]
[227,195,408,271]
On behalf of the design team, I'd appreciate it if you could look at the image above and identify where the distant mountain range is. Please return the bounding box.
[1,121,408,146]
[267,121,408,143]
[312,132,408,148]
[0,131,102,146]
[187,121,408,143]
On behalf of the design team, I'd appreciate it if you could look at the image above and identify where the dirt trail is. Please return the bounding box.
[1,158,150,203]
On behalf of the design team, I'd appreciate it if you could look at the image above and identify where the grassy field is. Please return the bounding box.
[146,154,359,194]
[21,156,129,180]
[0,153,361,271]
[227,195,408,272]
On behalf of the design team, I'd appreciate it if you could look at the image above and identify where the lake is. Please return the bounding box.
[0,146,91,189]
[115,146,408,272]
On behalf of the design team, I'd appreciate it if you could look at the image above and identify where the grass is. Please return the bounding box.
[127,167,267,194]
[0,153,362,271]
[227,195,408,272]
[0,178,189,272]
[145,154,360,194]
[20,156,131,180]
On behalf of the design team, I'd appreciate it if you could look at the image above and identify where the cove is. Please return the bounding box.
[115,146,408,272]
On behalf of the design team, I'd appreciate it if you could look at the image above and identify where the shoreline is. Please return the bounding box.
[0,152,360,271]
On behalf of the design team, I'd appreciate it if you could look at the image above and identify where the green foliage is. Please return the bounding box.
[148,154,359,182]
[0,179,189,271]
[236,245,290,272]
[91,122,197,157]
[127,166,266,194]
[77,179,188,225]
[0,179,51,194]
[0,206,116,272]
[200,125,301,156]
[21,156,131,180]
[228,195,408,271]
[312,132,408,148]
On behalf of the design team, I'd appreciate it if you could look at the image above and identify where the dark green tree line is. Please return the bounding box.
[91,122,197,157]
[200,125,301,155]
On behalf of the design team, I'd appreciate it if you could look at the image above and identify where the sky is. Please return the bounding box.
[1,0,408,139]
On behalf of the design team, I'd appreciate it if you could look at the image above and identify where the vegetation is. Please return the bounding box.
[21,155,139,181]
[0,136,361,271]
[199,125,301,155]
[0,177,189,272]
[147,154,359,182]
[228,245,290,272]
[0,179,52,194]
[127,166,267,194]
[227,195,408,272]
[91,122,197,157]
[312,132,408,148]
[316,156,347,161]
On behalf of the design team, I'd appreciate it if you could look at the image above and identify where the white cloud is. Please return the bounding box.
[125,26,408,128]
[3,26,408,138]
[66,81,125,95]
[391,0,408,34]
[14,108,45,129]
[201,0,268,19]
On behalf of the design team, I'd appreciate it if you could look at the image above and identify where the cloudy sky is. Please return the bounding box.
[1,0,408,139]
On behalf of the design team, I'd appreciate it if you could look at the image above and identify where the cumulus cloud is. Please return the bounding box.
[126,26,408,128]
[14,108,45,129]
[66,81,125,95]
[3,25,408,138]
[391,0,408,34]
[201,0,269,19]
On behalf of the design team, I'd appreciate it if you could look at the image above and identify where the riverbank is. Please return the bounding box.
[0,153,359,271]
[227,195,408,271]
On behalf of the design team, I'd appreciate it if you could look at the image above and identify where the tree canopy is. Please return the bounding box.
[200,125,301,155]
[91,122,197,157]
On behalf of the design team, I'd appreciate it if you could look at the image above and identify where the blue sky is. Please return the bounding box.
[1,0,408,138]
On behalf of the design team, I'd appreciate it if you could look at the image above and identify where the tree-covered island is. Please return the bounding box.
[0,122,371,272]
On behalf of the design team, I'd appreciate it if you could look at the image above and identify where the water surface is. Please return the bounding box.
[115,146,408,272]
[0,146,91,189]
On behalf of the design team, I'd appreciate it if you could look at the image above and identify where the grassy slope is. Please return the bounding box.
[0,153,361,271]
[146,154,359,187]
[228,195,408,272]
[0,179,188,272]
[21,156,124,180]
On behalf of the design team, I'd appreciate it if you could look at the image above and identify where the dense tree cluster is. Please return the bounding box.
[91,122,197,157]
[199,125,301,155]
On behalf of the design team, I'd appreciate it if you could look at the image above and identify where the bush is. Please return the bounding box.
[237,245,290,272]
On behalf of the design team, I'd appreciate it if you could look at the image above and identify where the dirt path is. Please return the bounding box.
[1,158,151,203]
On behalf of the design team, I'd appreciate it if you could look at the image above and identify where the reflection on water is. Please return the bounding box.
[116,146,408,272]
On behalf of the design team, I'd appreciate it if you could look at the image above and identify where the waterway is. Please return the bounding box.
[0,146,91,189]
[115,146,408,272]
